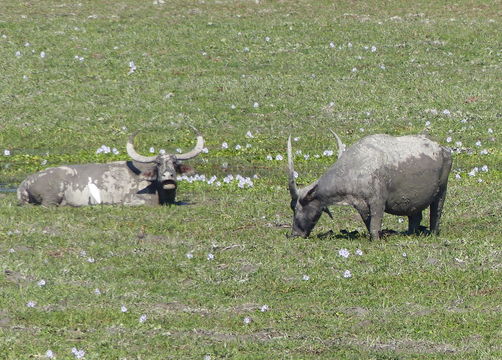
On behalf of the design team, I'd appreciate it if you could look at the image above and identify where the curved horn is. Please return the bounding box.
[287,135,299,201]
[126,132,158,163]
[329,129,345,159]
[175,126,205,160]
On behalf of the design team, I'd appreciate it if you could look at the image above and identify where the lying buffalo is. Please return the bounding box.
[17,129,204,206]
[287,132,452,240]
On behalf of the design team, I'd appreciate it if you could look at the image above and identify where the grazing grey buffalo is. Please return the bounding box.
[17,130,204,206]
[287,132,452,240]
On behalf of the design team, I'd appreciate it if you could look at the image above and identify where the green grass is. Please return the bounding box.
[0,1,501,358]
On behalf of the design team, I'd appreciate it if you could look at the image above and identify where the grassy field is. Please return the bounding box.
[0,0,501,358]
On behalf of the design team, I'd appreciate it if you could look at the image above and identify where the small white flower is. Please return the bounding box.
[430,109,438,115]
[164,92,174,99]
[204,355,211,360]
[40,51,46,58]
[186,252,193,259]
[94,288,101,295]
[221,142,228,149]
[243,316,252,324]
[265,36,271,42]
[323,150,334,156]
[230,104,236,109]
[481,165,488,172]
[112,147,119,155]
[202,147,209,153]
[293,137,299,142]
[260,304,269,312]
[37,279,46,287]
[455,141,462,147]
[371,45,377,52]
[338,248,350,258]
[23,75,29,80]
[235,144,242,150]
[87,257,95,263]
[359,128,365,132]
[46,349,55,358]
[343,270,352,278]
[41,159,47,165]
[302,274,310,281]
[477,178,483,183]
[176,148,182,153]
[8,248,15,253]
[26,301,36,308]
[243,47,250,52]
[139,314,147,323]
[3,149,10,156]
[355,249,363,256]
[446,136,452,143]
[352,67,358,72]
[266,155,272,161]
[253,102,259,108]
[347,42,353,48]
[245,130,254,138]
[329,42,335,48]
[402,252,407,257]
[246,143,252,148]
[455,173,461,180]
[487,128,493,134]
[425,121,431,127]
[207,253,214,260]
[293,171,298,179]
[121,305,128,313]
[15,51,21,57]
[275,154,283,161]
[303,154,310,160]
[398,217,404,223]
[148,147,155,153]
[480,149,488,155]
[442,109,451,116]
[468,167,478,177]
[71,348,85,359]
[128,61,136,74]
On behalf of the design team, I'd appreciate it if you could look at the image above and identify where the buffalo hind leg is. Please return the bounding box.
[430,186,447,235]
[407,212,423,235]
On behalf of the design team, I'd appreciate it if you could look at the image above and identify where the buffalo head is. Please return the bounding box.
[126,128,204,202]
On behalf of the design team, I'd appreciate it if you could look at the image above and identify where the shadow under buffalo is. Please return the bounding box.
[317,226,431,240]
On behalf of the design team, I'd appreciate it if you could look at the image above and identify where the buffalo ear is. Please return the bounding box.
[299,184,318,205]
[176,163,195,176]
[140,168,157,181]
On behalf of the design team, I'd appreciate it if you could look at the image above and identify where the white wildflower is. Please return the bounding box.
[481,165,488,172]
[40,51,46,58]
[235,144,242,150]
[475,140,482,147]
[302,274,310,281]
[186,252,194,259]
[455,141,462,147]
[443,109,451,115]
[245,130,254,138]
[8,248,15,253]
[253,102,259,108]
[338,248,350,258]
[402,252,407,257]
[112,147,119,155]
[380,64,386,70]
[266,155,272,161]
[477,178,483,183]
[71,347,85,359]
[275,154,283,161]
[343,270,352,278]
[323,150,334,156]
[46,349,55,358]
[26,301,36,308]
[487,128,493,134]
[15,51,21,57]
[207,253,214,260]
[128,61,136,74]
[221,142,228,149]
[139,314,147,323]
[87,257,95,263]
[371,45,377,52]
[243,316,252,324]
[37,279,46,287]
[352,67,358,72]
[3,149,10,156]
[425,121,431,127]
[202,147,209,153]
[265,36,270,42]
[355,249,363,256]
[348,42,353,48]
[468,167,478,177]
[359,128,365,132]
[230,104,236,109]
[455,173,461,180]
[94,288,101,295]
[303,154,310,160]
[446,137,452,143]
[293,137,299,142]
[260,304,269,312]
[121,305,128,313]
[480,149,488,155]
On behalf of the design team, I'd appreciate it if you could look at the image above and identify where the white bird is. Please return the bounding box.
[87,177,101,205]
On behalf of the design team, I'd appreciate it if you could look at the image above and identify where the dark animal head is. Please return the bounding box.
[126,128,204,192]
[287,133,343,238]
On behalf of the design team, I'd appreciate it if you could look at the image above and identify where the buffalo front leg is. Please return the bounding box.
[430,186,448,235]
[407,212,423,235]
[355,201,383,240]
